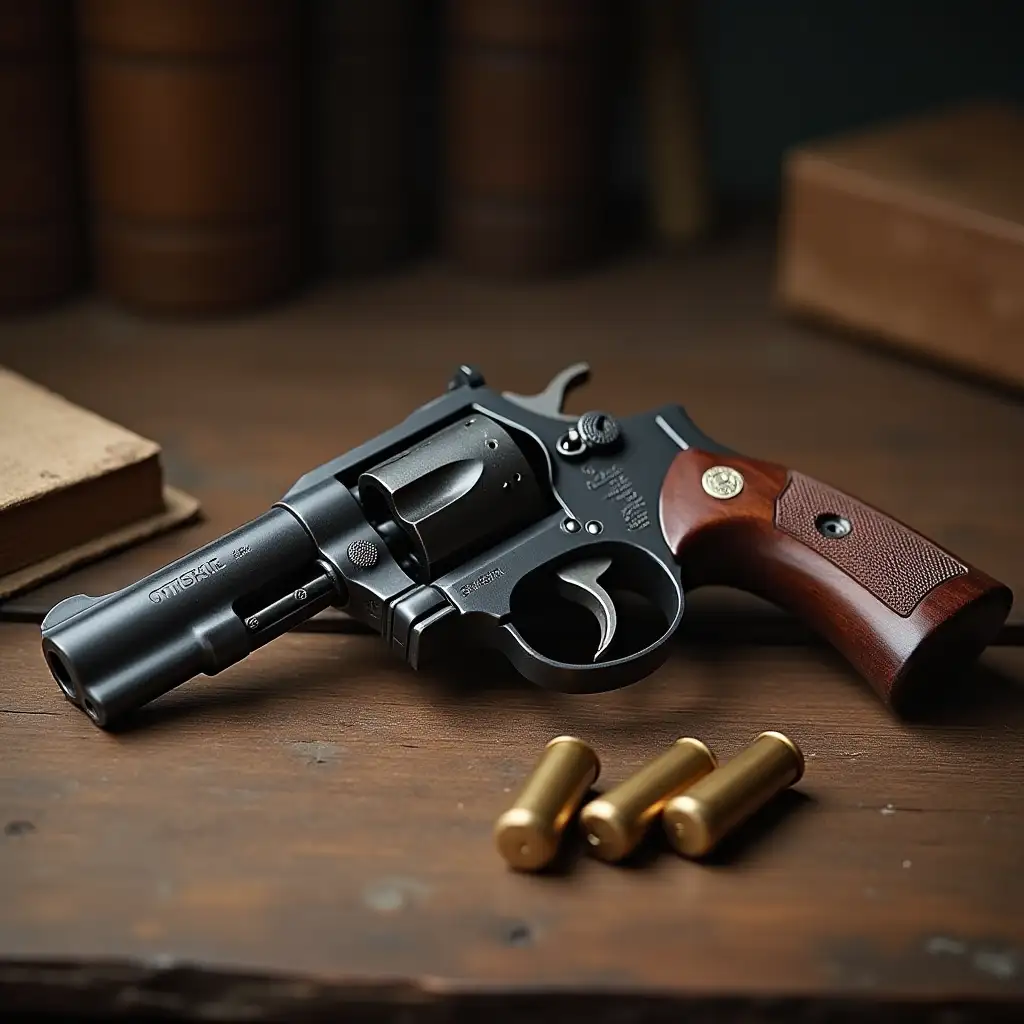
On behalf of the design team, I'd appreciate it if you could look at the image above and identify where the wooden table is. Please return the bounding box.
[1,232,1022,1021]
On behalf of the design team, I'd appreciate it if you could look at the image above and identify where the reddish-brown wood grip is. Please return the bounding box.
[659,450,1012,713]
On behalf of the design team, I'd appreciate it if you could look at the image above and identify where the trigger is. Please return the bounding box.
[555,556,617,661]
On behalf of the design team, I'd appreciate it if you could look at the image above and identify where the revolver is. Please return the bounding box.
[41,363,1012,728]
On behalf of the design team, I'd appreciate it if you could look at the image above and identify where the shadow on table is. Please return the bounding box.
[696,789,816,866]
[103,645,538,737]
[897,660,1024,729]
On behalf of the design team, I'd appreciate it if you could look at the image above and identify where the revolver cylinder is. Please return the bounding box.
[359,414,547,578]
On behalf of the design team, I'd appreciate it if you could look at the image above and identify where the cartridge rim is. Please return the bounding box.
[757,731,805,780]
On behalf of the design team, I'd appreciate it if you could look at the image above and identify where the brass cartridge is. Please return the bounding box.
[664,731,804,858]
[494,735,600,870]
[580,737,716,862]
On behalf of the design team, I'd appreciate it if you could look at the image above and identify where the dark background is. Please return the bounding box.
[372,0,1024,261]
[695,0,1024,207]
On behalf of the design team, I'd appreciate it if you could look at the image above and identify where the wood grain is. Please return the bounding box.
[1,627,1023,1011]
[778,102,1024,390]
[660,448,1012,712]
[0,229,1022,1017]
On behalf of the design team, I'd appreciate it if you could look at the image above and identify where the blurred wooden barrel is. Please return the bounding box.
[310,0,413,275]
[79,0,300,313]
[0,0,82,310]
[444,0,609,277]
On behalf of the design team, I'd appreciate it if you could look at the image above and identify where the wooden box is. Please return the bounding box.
[778,102,1024,389]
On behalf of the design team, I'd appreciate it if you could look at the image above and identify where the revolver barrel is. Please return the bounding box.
[41,507,341,727]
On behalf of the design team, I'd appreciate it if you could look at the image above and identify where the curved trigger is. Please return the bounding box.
[555,556,617,661]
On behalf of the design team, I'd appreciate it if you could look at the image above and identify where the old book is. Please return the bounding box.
[78,0,301,313]
[778,102,1024,389]
[0,0,83,309]
[0,367,198,598]
[444,0,610,276]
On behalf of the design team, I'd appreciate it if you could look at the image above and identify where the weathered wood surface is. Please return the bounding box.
[0,232,1022,1019]
[1,629,1023,1015]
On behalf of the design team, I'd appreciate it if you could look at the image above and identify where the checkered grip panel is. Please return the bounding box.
[775,472,966,616]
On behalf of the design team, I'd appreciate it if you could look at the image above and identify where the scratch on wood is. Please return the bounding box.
[3,820,35,837]
[926,937,967,956]
[826,936,1023,992]
[973,950,1019,981]
[289,741,341,765]
[362,877,432,914]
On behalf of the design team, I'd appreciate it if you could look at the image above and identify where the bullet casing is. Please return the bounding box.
[580,737,716,862]
[663,730,804,858]
[494,735,600,871]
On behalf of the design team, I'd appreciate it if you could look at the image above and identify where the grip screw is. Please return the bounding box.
[556,429,586,458]
[816,513,852,539]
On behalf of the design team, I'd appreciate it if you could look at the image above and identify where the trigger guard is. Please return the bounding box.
[494,603,682,695]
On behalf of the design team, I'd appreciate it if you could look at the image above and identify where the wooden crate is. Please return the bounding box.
[778,102,1024,389]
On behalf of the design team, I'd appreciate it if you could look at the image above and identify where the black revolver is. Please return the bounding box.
[42,363,1012,728]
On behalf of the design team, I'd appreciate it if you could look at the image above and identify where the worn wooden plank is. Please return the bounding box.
[2,625,1023,1007]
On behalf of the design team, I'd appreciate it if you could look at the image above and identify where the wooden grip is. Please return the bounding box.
[659,450,1013,713]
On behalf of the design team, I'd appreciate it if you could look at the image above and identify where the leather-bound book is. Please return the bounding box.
[0,367,198,599]
[309,0,414,274]
[444,0,610,276]
[0,0,82,310]
[78,0,301,313]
